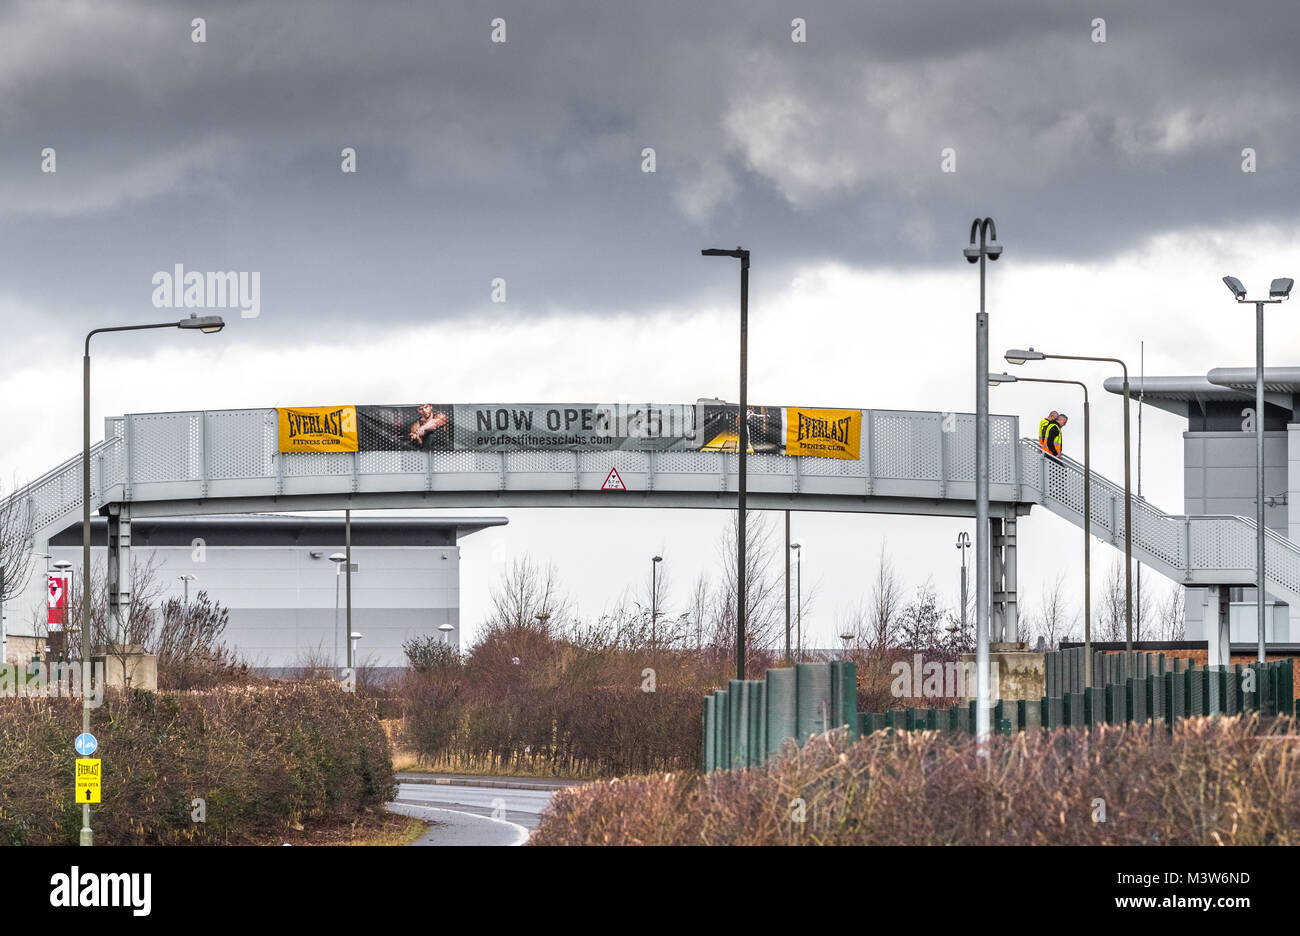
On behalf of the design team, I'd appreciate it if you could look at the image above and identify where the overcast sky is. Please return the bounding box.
[4,0,1300,646]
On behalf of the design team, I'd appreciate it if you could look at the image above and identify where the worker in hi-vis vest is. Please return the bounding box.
[1038,410,1059,447]
[1040,413,1066,457]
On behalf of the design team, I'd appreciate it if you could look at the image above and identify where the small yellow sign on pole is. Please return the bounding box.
[75,758,101,804]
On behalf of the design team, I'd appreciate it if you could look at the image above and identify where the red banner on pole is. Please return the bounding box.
[47,574,68,631]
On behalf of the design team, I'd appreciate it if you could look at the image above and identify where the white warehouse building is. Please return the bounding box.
[7,514,505,672]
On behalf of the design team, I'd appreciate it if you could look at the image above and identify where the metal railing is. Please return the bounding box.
[1020,438,1300,603]
[4,407,1024,539]
[11,407,1300,606]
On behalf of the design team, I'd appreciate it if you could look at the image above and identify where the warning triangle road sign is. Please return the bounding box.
[601,468,627,491]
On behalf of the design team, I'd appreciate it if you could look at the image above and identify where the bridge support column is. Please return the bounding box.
[988,517,1018,643]
[1002,517,1018,642]
[106,507,131,647]
[1206,584,1231,668]
[989,518,1004,643]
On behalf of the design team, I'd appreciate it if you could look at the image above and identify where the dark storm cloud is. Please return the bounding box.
[1,0,1298,343]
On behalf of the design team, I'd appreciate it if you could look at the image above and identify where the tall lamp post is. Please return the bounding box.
[1006,346,1132,650]
[329,552,347,676]
[964,217,1002,746]
[790,542,802,660]
[1223,275,1293,663]
[990,372,1092,682]
[81,313,224,846]
[784,510,792,665]
[702,246,751,680]
[650,555,662,650]
[955,532,970,643]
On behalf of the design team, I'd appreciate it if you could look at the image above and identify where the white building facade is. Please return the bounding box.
[7,515,504,671]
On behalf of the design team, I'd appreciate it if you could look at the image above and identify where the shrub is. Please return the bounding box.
[400,631,739,778]
[531,714,1300,845]
[0,682,395,845]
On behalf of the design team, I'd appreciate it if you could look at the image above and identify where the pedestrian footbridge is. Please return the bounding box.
[7,405,1300,617]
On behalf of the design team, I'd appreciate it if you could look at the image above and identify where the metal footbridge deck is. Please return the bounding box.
[6,405,1297,604]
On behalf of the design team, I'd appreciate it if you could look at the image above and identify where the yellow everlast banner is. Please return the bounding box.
[784,407,861,459]
[278,406,358,452]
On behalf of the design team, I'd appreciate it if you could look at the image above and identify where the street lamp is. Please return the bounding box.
[80,312,224,846]
[177,573,197,607]
[1223,274,1293,663]
[990,371,1092,682]
[349,632,362,674]
[329,552,347,677]
[965,217,1001,747]
[1007,344,1133,650]
[790,542,803,660]
[650,555,662,650]
[784,510,792,666]
[438,621,455,647]
[955,532,971,645]
[701,246,751,680]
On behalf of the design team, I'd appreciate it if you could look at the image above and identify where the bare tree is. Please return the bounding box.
[1154,583,1186,642]
[62,554,163,663]
[897,582,944,651]
[0,481,36,655]
[483,555,570,634]
[1036,572,1077,650]
[154,590,243,689]
[700,510,787,662]
[1098,557,1153,642]
[686,573,710,652]
[868,546,903,652]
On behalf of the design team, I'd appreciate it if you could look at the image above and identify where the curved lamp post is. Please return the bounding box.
[964,217,1001,747]
[80,313,224,846]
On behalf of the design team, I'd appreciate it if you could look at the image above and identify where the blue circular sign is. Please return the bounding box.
[74,733,98,757]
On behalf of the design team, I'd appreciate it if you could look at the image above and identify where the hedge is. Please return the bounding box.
[0,683,395,845]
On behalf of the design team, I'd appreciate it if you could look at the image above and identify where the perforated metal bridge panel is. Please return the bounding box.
[11,405,1300,607]
[1018,437,1300,603]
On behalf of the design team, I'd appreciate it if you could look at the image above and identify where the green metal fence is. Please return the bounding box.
[701,657,1297,771]
[701,662,857,772]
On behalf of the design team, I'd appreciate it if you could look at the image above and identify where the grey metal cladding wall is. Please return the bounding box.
[223,606,457,669]
[1184,432,1288,532]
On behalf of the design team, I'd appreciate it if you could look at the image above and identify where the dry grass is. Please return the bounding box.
[532,714,1300,846]
[268,811,430,846]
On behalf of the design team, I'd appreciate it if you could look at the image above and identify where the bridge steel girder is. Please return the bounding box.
[105,489,1032,523]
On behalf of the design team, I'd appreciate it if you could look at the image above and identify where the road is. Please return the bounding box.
[389,776,578,846]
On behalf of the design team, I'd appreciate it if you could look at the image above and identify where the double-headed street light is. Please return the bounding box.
[81,312,224,846]
[990,372,1092,683]
[701,246,751,680]
[955,532,970,642]
[1223,274,1293,663]
[1007,345,1133,650]
[965,217,1001,748]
